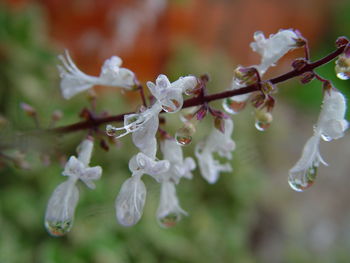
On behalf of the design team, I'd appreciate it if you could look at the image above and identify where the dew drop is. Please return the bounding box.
[175,132,192,146]
[159,213,179,228]
[336,71,350,80]
[288,166,317,192]
[255,120,270,131]
[321,133,332,142]
[255,111,273,132]
[223,98,246,115]
[106,125,117,136]
[175,123,195,146]
[45,219,73,237]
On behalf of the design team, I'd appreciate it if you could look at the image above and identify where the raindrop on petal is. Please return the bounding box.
[288,165,317,192]
[159,213,180,228]
[45,219,73,237]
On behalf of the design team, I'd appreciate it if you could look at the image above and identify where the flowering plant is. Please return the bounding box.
[7,29,350,236]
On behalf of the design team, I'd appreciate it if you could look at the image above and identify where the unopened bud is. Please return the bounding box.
[292,58,308,71]
[335,36,349,48]
[20,103,36,117]
[52,110,63,122]
[300,72,315,84]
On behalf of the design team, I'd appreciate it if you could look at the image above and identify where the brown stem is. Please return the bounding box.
[52,45,346,134]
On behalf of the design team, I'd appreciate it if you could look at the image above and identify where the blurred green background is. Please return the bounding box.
[1,0,350,262]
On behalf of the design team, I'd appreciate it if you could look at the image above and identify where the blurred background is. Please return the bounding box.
[1,0,350,262]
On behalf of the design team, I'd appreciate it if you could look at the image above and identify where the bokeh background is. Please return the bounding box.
[1,0,350,262]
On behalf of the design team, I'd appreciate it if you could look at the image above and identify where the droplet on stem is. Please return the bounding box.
[254,111,273,132]
[223,98,247,115]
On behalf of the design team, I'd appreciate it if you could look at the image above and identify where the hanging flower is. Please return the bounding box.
[58,50,136,99]
[195,118,235,184]
[157,181,187,228]
[159,138,196,183]
[289,89,348,192]
[45,139,102,236]
[115,173,147,227]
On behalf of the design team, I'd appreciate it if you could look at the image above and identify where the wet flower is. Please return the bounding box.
[115,173,147,227]
[157,181,187,228]
[159,139,196,183]
[289,89,348,191]
[58,50,136,99]
[251,29,300,74]
[45,139,102,236]
[195,118,235,183]
[147,74,197,113]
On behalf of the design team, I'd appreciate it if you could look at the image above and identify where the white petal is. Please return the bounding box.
[99,56,135,88]
[45,179,79,236]
[115,175,147,227]
[76,139,94,166]
[157,181,187,228]
[195,148,232,184]
[132,114,159,158]
[58,51,99,100]
[62,156,84,178]
[317,90,348,140]
[172,76,198,94]
[251,29,299,74]
[135,152,170,176]
[289,135,326,175]
[79,166,102,189]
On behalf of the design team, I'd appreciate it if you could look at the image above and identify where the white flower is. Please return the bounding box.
[147,74,196,113]
[132,114,159,158]
[128,152,170,177]
[107,74,195,138]
[159,139,196,183]
[62,139,102,189]
[45,178,79,236]
[115,173,147,227]
[106,101,162,139]
[156,181,187,228]
[316,89,348,141]
[289,89,348,191]
[44,139,102,236]
[195,118,235,184]
[58,50,136,99]
[250,29,299,74]
[224,29,299,114]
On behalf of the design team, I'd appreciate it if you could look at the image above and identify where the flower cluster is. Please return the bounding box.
[44,29,349,236]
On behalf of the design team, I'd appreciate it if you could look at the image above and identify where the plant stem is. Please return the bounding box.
[53,45,345,134]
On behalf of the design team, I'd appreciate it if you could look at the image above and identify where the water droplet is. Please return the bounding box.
[321,133,332,142]
[175,132,192,146]
[159,213,180,228]
[45,219,73,237]
[223,98,246,114]
[335,56,350,80]
[288,166,317,192]
[175,123,195,146]
[254,111,273,132]
[336,71,350,80]
[255,120,271,131]
[162,99,181,113]
[106,125,117,136]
